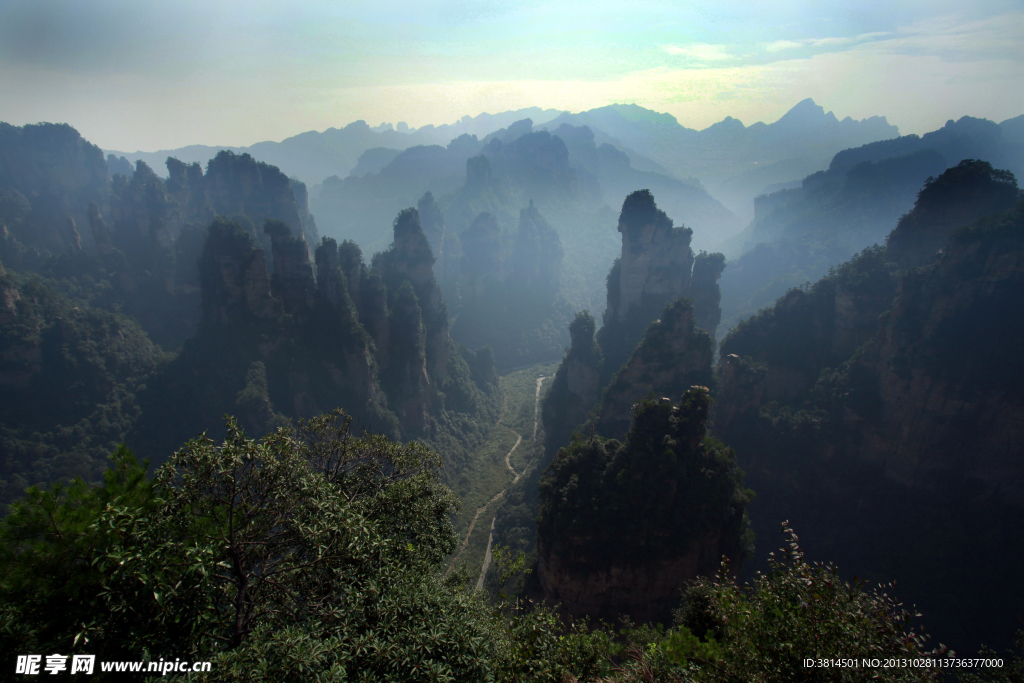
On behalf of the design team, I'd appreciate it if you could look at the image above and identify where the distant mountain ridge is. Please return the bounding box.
[105,108,566,187]
[106,99,897,214]
[544,99,901,217]
[716,115,1024,336]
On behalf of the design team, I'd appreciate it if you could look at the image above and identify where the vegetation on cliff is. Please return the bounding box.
[719,116,1024,333]
[713,164,1024,652]
[0,270,165,508]
[2,415,989,682]
[537,389,753,622]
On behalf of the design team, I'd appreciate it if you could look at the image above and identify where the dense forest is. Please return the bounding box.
[2,98,1024,682]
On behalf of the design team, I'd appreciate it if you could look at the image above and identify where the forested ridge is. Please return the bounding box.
[2,108,1024,681]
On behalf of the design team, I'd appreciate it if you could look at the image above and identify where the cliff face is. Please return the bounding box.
[265,220,315,314]
[204,151,304,240]
[417,191,446,265]
[370,208,454,427]
[593,299,715,440]
[691,251,726,335]
[845,201,1024,502]
[140,215,395,458]
[541,311,602,457]
[0,122,110,254]
[507,201,563,292]
[111,161,185,251]
[712,198,1024,653]
[289,177,320,248]
[0,139,319,350]
[886,159,1020,268]
[598,190,724,378]
[538,389,752,623]
[605,189,694,325]
[458,211,502,306]
[198,217,281,325]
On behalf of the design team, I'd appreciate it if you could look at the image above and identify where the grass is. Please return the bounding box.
[446,361,559,575]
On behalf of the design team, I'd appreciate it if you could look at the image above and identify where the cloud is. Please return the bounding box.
[765,40,805,52]
[810,36,853,47]
[765,31,894,54]
[662,43,734,62]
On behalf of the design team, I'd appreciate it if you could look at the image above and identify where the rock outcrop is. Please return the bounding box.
[605,189,695,325]
[459,212,502,306]
[0,259,18,324]
[204,151,304,239]
[265,220,315,314]
[598,190,725,378]
[538,388,752,623]
[111,161,185,251]
[691,251,726,335]
[593,299,715,440]
[417,191,446,263]
[886,159,1020,268]
[377,208,449,377]
[0,122,110,253]
[845,199,1024,502]
[541,311,602,457]
[87,201,115,255]
[507,200,563,292]
[198,217,281,325]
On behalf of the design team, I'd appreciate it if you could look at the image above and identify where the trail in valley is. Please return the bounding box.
[476,375,546,589]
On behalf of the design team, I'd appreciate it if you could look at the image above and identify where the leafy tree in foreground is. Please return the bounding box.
[1,413,503,681]
[2,415,1013,683]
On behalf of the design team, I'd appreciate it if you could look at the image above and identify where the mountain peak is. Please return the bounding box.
[776,98,825,124]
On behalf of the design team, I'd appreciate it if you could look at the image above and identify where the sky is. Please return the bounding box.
[0,0,1021,152]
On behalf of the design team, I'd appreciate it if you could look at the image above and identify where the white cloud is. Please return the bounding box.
[810,36,853,47]
[662,43,735,61]
[766,30,892,54]
[765,40,805,52]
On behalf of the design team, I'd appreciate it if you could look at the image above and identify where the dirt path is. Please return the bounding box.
[504,435,523,484]
[447,434,522,575]
[476,375,546,588]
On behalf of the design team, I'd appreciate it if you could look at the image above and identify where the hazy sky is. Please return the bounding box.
[1,0,1021,152]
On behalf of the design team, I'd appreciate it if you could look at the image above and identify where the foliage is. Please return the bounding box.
[538,391,753,573]
[887,159,1020,267]
[567,527,949,683]
[0,446,157,664]
[1,412,512,681]
[0,271,166,507]
[3,417,1015,682]
[720,244,897,405]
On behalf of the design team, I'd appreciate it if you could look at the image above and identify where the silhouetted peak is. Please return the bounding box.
[265,218,314,313]
[446,133,479,156]
[554,122,595,143]
[603,103,680,127]
[887,159,1020,267]
[134,159,158,180]
[466,154,493,188]
[706,115,746,132]
[782,97,823,118]
[392,208,435,266]
[506,118,533,139]
[618,189,672,235]
[417,191,445,257]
